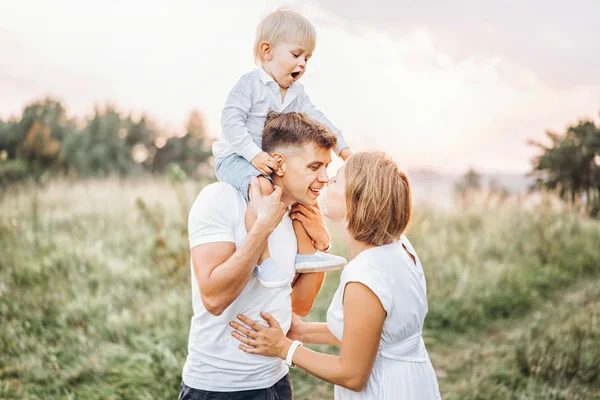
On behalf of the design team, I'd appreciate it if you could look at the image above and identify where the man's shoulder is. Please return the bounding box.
[188,182,246,233]
[192,182,244,210]
[196,181,241,199]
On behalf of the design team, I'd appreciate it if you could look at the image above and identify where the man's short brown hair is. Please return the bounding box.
[345,151,412,246]
[262,112,337,154]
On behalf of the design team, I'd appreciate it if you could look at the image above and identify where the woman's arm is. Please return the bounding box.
[288,314,341,346]
[291,282,385,391]
[231,281,385,392]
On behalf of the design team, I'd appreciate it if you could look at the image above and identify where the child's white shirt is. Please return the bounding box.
[212,67,348,162]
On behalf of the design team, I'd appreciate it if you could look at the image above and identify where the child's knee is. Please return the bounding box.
[257,176,274,195]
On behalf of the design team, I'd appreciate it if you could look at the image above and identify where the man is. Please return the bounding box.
[179,112,339,400]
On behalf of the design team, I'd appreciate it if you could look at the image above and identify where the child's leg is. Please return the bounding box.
[293,212,348,273]
[294,219,317,255]
[245,176,274,233]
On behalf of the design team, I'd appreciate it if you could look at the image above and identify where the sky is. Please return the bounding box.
[1,0,599,174]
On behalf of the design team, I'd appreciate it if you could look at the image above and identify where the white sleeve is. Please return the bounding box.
[297,87,349,155]
[221,76,263,163]
[188,183,239,249]
[341,262,393,315]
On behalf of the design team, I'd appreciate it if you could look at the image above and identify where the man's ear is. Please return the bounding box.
[260,41,273,61]
[272,153,286,177]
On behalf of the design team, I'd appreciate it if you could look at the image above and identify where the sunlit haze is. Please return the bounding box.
[1,0,598,174]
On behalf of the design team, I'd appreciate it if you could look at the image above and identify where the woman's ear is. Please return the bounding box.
[260,41,273,61]
[273,154,285,176]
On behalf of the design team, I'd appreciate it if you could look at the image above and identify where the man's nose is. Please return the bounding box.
[318,169,329,182]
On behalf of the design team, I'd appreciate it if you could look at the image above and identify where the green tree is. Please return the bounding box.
[1,98,214,182]
[19,120,63,177]
[0,98,75,179]
[150,110,212,177]
[454,167,482,197]
[530,118,600,215]
[62,106,142,177]
[0,118,18,156]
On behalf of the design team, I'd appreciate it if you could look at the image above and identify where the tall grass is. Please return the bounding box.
[439,281,600,400]
[1,180,599,399]
[411,200,600,340]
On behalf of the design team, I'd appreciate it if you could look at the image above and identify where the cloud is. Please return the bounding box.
[0,0,597,173]
[306,0,600,88]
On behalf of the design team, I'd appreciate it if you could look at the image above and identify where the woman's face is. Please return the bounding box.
[324,164,347,222]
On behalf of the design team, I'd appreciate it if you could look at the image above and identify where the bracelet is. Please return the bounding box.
[323,243,332,253]
[285,340,303,367]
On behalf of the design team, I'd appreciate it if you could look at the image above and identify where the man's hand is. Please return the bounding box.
[251,151,279,176]
[249,177,286,234]
[290,203,330,251]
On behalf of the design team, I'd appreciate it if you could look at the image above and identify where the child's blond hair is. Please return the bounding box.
[253,8,317,65]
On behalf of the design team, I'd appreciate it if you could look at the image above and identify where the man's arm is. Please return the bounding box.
[192,229,270,316]
[191,180,287,316]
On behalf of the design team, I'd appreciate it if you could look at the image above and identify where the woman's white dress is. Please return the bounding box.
[327,235,441,399]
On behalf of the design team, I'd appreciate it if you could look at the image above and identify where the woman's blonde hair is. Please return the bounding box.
[253,8,317,65]
[345,151,412,246]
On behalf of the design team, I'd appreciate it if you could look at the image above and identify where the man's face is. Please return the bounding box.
[276,144,332,206]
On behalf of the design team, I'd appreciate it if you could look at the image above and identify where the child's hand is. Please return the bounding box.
[251,151,279,176]
[339,148,352,161]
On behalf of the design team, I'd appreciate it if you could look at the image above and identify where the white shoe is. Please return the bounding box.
[254,258,290,288]
[295,251,347,273]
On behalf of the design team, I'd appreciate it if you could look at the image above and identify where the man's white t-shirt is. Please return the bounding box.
[182,182,297,391]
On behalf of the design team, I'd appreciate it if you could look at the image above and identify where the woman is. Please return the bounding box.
[229,151,441,399]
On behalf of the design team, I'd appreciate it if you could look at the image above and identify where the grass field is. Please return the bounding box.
[1,179,599,399]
